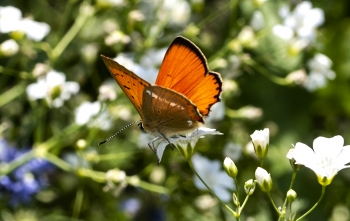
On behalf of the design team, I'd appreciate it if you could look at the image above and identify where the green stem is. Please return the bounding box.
[44,152,75,172]
[51,2,94,63]
[278,170,297,221]
[0,66,33,79]
[260,159,264,167]
[296,186,326,221]
[187,159,237,217]
[267,192,281,215]
[0,81,26,107]
[126,176,169,194]
[239,194,251,214]
[0,151,35,176]
[244,58,290,86]
[72,183,84,218]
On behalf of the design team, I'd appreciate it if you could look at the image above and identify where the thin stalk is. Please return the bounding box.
[187,159,236,217]
[0,151,35,176]
[296,186,326,221]
[267,192,281,215]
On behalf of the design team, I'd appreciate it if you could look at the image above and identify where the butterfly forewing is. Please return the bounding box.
[101,55,151,118]
[155,36,222,117]
[141,85,203,137]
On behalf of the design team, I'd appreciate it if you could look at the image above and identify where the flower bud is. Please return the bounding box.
[255,167,272,192]
[0,39,19,57]
[244,179,256,195]
[223,157,238,178]
[287,189,297,203]
[232,193,239,206]
[250,128,269,159]
[286,148,301,171]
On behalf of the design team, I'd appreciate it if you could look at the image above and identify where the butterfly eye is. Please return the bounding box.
[138,121,146,133]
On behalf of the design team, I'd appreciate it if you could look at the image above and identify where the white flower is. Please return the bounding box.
[20,18,50,41]
[250,128,269,159]
[104,30,130,46]
[250,10,265,31]
[153,128,222,162]
[0,6,22,33]
[75,101,112,130]
[98,81,117,101]
[26,70,80,108]
[0,6,50,41]
[114,53,158,83]
[283,1,324,40]
[155,0,190,26]
[272,24,294,40]
[304,53,335,91]
[75,101,101,125]
[255,167,272,192]
[192,154,235,202]
[287,135,350,186]
[0,39,19,56]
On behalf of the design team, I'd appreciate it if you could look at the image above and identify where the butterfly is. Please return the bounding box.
[100,36,222,160]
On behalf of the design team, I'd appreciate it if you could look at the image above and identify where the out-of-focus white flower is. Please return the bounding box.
[287,135,350,186]
[255,167,272,192]
[206,102,225,124]
[304,53,335,91]
[286,69,307,85]
[26,70,80,108]
[141,48,167,68]
[20,18,50,42]
[162,0,191,26]
[250,128,269,159]
[223,142,242,162]
[75,101,101,125]
[32,63,50,77]
[283,1,324,40]
[114,53,158,83]
[275,2,324,42]
[0,39,19,56]
[105,30,130,46]
[192,154,235,202]
[250,11,265,31]
[272,24,294,40]
[154,128,222,162]
[75,101,112,130]
[129,10,145,22]
[0,6,50,41]
[194,194,217,210]
[98,81,117,101]
[81,44,98,63]
[0,6,22,33]
[237,26,257,48]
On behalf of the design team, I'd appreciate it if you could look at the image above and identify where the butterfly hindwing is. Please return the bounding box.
[101,55,151,119]
[155,36,222,117]
[141,85,203,137]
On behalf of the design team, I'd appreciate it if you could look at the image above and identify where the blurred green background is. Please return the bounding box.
[1,0,350,220]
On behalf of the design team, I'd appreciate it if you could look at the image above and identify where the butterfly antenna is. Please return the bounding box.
[98,120,141,145]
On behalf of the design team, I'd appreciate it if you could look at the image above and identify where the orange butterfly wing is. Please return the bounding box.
[101,55,151,119]
[155,36,222,117]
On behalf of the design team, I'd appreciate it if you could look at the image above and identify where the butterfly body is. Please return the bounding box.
[101,36,222,156]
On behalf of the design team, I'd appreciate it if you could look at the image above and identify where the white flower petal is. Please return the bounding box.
[293,142,317,165]
[21,18,50,41]
[313,135,344,158]
[26,81,47,100]
[272,24,294,40]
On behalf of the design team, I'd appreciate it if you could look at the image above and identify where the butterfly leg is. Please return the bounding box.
[159,132,176,151]
[148,136,162,164]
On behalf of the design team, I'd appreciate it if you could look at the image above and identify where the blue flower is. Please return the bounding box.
[0,138,55,207]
